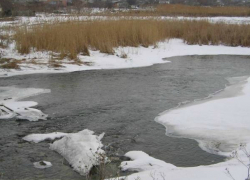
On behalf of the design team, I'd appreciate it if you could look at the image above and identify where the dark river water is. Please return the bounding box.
[0,55,250,180]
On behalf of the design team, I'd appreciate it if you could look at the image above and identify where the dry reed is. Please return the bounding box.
[95,4,250,17]
[155,4,250,17]
[14,19,250,60]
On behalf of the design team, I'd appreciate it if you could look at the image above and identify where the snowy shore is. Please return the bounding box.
[1,39,250,78]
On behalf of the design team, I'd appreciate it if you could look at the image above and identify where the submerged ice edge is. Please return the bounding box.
[155,76,250,156]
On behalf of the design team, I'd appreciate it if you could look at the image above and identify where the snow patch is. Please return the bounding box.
[23,132,67,143]
[120,146,249,180]
[120,151,176,172]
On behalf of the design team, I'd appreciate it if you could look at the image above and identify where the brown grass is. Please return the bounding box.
[0,58,20,69]
[94,4,250,17]
[155,4,250,17]
[13,19,250,60]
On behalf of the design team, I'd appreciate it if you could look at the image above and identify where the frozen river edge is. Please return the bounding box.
[120,76,250,180]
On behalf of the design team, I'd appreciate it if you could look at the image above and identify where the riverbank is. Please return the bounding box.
[1,39,250,77]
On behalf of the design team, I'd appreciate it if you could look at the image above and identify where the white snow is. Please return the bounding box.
[23,129,105,175]
[120,151,176,172]
[120,149,249,180]
[156,76,250,156]
[33,161,52,169]
[0,86,50,121]
[6,14,250,26]
[50,129,105,176]
[118,76,250,180]
[23,132,67,143]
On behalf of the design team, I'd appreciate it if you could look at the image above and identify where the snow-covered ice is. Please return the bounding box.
[120,148,249,180]
[50,129,105,176]
[23,132,67,143]
[24,129,105,176]
[118,76,250,180]
[0,86,50,121]
[156,76,250,156]
[120,151,176,172]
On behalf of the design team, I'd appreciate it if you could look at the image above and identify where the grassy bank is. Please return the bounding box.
[14,19,250,59]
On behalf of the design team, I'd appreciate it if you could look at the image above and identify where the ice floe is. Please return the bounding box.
[23,129,105,176]
[0,86,50,121]
[50,129,105,176]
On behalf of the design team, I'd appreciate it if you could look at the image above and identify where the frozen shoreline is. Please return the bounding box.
[1,39,250,78]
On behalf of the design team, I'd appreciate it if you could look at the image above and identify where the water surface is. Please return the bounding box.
[0,55,250,180]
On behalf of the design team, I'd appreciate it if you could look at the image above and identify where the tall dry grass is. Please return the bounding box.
[14,19,250,59]
[96,4,250,17]
[155,4,250,17]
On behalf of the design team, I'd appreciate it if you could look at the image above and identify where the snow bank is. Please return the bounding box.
[0,86,50,121]
[1,39,250,77]
[50,129,105,176]
[23,132,67,143]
